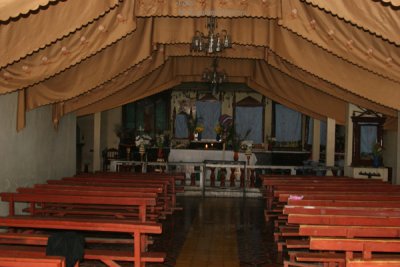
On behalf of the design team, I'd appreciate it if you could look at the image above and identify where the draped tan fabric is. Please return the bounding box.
[0,0,119,68]
[135,0,281,18]
[74,56,347,125]
[76,59,181,116]
[303,0,400,45]
[25,17,152,110]
[269,26,400,110]
[379,0,400,6]
[0,0,56,21]
[0,0,136,94]
[0,0,398,131]
[280,0,399,82]
[266,51,397,118]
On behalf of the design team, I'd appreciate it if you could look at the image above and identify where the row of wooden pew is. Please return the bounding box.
[262,175,400,267]
[0,171,184,267]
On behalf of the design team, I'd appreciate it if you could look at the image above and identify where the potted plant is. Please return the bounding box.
[231,129,251,161]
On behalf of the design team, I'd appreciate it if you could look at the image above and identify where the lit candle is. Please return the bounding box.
[205,144,208,149]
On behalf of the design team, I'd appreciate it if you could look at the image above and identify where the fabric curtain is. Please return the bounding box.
[235,106,263,143]
[175,113,188,139]
[195,101,221,139]
[275,104,301,142]
[360,125,378,155]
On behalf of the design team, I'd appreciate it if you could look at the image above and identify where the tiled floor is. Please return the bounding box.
[82,197,282,266]
[150,197,282,267]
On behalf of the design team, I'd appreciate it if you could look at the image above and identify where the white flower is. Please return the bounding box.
[135,134,152,147]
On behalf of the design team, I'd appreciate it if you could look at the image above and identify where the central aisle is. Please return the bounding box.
[175,198,240,267]
[147,196,282,267]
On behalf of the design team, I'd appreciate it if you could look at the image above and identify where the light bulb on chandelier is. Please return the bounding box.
[202,57,227,94]
[191,16,232,54]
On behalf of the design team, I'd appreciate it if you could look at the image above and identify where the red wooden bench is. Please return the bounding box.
[310,237,400,260]
[16,187,164,220]
[284,205,400,217]
[62,175,180,210]
[279,193,400,203]
[261,175,387,210]
[34,183,164,193]
[0,216,164,267]
[288,199,400,208]
[299,225,400,238]
[347,258,400,267]
[0,253,65,267]
[288,214,400,226]
[0,192,156,222]
[47,179,172,212]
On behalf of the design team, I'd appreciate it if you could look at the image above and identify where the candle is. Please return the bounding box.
[205,144,208,149]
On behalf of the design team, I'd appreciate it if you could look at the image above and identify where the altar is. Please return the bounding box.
[168,149,257,165]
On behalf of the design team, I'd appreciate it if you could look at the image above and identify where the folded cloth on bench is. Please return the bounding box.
[46,231,84,267]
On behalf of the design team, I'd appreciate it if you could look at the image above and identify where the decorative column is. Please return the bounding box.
[396,111,400,185]
[312,119,321,162]
[93,112,101,172]
[230,168,236,187]
[240,168,245,188]
[220,168,226,187]
[344,103,357,176]
[209,167,216,187]
[325,117,336,176]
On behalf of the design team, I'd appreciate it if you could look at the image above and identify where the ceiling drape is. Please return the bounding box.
[0,0,397,131]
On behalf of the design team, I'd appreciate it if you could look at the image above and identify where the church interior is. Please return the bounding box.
[0,0,399,266]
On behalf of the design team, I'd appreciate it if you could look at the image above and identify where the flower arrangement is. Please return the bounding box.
[214,124,222,135]
[135,134,152,147]
[155,134,164,148]
[372,142,383,158]
[231,129,251,152]
[195,125,204,133]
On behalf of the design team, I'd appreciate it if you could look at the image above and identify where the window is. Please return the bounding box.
[122,91,170,137]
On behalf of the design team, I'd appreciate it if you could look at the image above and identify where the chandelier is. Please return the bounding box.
[202,58,227,94]
[191,16,232,54]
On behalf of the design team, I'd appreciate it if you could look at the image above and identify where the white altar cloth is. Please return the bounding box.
[168,149,257,165]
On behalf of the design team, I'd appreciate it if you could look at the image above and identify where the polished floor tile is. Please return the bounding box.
[155,197,282,267]
[81,196,282,267]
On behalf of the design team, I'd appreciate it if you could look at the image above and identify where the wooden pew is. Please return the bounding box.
[16,187,164,220]
[62,175,180,210]
[46,179,171,211]
[0,253,66,267]
[34,183,164,193]
[284,205,400,217]
[261,175,387,210]
[310,237,400,260]
[0,216,164,267]
[0,192,156,222]
[288,214,400,226]
[347,258,400,267]
[267,176,400,267]
[299,225,400,238]
[279,193,400,203]
[288,199,400,208]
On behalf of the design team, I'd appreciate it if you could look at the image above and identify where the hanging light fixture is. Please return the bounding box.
[202,57,227,94]
[191,16,232,54]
